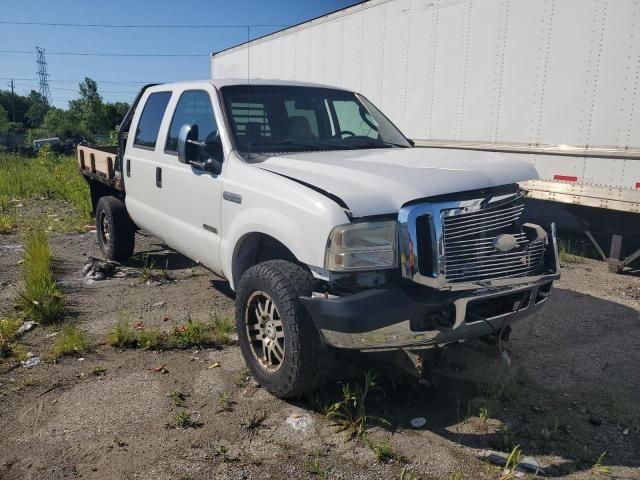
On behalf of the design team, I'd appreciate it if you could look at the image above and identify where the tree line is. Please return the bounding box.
[0,77,131,146]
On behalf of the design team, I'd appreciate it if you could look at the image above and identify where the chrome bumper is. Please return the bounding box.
[301,223,560,351]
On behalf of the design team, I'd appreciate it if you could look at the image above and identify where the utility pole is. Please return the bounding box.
[8,79,15,122]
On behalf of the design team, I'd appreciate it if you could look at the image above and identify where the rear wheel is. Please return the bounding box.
[235,260,323,398]
[95,196,135,261]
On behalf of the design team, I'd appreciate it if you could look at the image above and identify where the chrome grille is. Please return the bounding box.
[442,198,544,283]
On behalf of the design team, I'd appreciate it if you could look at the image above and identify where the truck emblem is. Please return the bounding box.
[493,234,518,252]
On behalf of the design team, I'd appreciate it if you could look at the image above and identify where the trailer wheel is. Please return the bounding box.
[95,196,135,261]
[235,260,323,398]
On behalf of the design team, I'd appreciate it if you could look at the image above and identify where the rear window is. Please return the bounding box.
[134,91,171,149]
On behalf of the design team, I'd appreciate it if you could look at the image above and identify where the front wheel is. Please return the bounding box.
[235,260,323,398]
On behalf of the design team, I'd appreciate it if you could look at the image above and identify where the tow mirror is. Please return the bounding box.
[178,124,199,164]
[178,124,223,175]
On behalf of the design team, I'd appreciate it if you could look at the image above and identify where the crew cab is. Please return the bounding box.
[77,79,560,398]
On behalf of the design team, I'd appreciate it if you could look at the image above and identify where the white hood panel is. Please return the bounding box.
[259,148,538,217]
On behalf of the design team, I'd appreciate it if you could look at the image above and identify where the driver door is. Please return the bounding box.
[153,87,224,275]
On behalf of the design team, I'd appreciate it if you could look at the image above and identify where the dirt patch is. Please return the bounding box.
[1,232,639,479]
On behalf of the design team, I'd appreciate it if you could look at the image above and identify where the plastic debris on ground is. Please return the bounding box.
[409,417,427,428]
[82,257,118,282]
[286,413,314,433]
[21,353,41,368]
[16,321,38,336]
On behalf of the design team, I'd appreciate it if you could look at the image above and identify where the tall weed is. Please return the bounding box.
[18,228,64,324]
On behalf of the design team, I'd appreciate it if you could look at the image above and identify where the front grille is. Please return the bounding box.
[442,197,544,283]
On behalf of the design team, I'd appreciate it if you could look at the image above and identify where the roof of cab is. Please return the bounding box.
[148,78,347,91]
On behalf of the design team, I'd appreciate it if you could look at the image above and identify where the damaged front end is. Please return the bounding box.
[300,187,560,351]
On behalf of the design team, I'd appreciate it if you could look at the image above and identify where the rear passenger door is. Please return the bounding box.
[123,90,173,238]
[153,87,224,274]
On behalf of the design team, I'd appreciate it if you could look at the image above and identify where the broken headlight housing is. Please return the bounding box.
[325,220,398,271]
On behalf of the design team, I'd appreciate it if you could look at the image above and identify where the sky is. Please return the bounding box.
[0,0,359,108]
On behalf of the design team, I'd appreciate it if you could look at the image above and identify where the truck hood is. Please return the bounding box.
[259,147,539,217]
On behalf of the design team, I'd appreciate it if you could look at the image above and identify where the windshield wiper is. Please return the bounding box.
[351,140,408,149]
[280,139,356,150]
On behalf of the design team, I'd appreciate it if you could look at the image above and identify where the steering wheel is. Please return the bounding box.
[333,130,356,139]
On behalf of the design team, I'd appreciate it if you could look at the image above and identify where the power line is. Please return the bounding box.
[0,49,207,57]
[0,77,158,85]
[13,83,141,95]
[0,20,287,29]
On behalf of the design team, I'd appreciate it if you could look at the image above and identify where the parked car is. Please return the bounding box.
[34,135,86,155]
[77,79,560,398]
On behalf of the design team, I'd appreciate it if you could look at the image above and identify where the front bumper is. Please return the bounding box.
[300,224,560,351]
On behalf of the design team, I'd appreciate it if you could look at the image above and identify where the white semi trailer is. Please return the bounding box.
[211,0,640,271]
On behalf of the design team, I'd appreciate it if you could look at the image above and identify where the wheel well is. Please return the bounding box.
[232,233,299,289]
[86,178,122,215]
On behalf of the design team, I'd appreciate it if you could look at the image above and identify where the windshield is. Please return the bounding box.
[220,85,411,159]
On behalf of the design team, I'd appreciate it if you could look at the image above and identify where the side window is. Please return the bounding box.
[165,90,218,154]
[133,91,171,149]
[331,100,378,139]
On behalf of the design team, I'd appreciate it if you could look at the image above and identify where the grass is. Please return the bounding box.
[307,451,332,478]
[214,444,229,461]
[235,366,251,387]
[0,317,23,358]
[325,371,389,441]
[137,327,163,350]
[558,237,585,263]
[240,411,266,432]
[0,213,14,234]
[17,228,64,324]
[593,452,612,476]
[481,374,521,408]
[108,313,235,351]
[90,365,107,376]
[168,389,188,408]
[400,466,417,480]
[168,409,200,429]
[499,445,523,480]
[216,391,235,412]
[47,325,91,361]
[108,314,138,348]
[0,150,91,233]
[478,407,490,428]
[10,342,29,362]
[368,437,402,463]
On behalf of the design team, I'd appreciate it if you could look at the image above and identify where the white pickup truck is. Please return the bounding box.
[77,79,560,398]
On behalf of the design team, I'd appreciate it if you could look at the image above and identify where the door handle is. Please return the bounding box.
[126,159,131,177]
[155,167,162,188]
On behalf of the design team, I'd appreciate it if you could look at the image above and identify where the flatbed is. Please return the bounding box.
[77,145,122,190]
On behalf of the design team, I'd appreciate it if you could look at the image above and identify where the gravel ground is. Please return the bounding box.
[0,232,639,480]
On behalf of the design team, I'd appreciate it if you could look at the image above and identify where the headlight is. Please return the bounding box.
[325,221,398,271]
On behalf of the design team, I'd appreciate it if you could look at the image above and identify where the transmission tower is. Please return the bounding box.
[35,46,52,105]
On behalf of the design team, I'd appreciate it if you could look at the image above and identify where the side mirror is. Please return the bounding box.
[407,138,415,147]
[178,124,223,175]
[178,124,199,164]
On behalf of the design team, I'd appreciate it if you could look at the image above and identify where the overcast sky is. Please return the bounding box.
[0,0,358,108]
